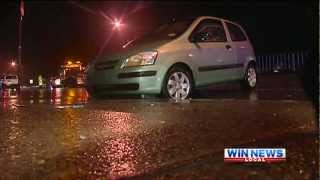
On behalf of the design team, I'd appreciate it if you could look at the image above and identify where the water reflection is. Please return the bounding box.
[8,123,23,161]
[79,111,143,177]
[58,108,82,155]
[0,89,19,109]
[0,88,89,108]
[0,87,89,109]
[100,111,139,134]
[101,137,137,177]
[249,90,258,101]
[39,88,45,99]
[2,99,26,172]
[50,88,89,106]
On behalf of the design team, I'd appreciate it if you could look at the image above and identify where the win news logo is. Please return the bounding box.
[224,148,286,163]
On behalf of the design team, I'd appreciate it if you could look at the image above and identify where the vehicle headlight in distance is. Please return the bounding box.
[121,51,158,68]
[54,78,61,86]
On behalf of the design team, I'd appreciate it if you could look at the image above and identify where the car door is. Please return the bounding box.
[225,22,251,79]
[189,19,237,86]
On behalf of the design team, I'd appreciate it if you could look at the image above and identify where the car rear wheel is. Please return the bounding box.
[242,63,257,89]
[163,66,193,100]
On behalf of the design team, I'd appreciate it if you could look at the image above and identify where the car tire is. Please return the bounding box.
[242,63,257,90]
[86,86,99,99]
[162,66,193,100]
[16,85,20,91]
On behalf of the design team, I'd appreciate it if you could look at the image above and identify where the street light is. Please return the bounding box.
[112,19,123,30]
[10,61,16,67]
[95,18,124,59]
[114,21,121,28]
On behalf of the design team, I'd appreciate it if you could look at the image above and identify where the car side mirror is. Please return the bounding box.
[190,32,205,43]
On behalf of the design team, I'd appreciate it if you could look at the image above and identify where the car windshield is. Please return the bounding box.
[122,19,194,48]
[65,68,81,77]
[150,19,194,39]
[6,75,17,79]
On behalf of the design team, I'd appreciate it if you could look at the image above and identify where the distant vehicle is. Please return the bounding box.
[86,16,257,100]
[49,77,63,89]
[76,74,85,86]
[59,61,86,88]
[3,74,20,89]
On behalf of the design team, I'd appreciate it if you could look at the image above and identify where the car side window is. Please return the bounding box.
[226,22,247,41]
[191,19,227,42]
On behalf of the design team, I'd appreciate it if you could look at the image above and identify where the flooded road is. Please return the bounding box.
[0,73,308,107]
[0,73,317,179]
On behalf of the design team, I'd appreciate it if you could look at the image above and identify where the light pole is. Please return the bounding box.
[18,0,24,83]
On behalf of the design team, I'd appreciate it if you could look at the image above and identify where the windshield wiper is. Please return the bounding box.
[122,38,137,49]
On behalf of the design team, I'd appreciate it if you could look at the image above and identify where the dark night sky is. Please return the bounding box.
[0,1,316,79]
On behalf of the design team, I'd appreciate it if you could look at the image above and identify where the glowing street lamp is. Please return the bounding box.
[10,61,16,67]
[114,21,121,28]
[112,19,123,30]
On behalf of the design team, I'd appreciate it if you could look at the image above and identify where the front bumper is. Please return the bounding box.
[86,64,164,96]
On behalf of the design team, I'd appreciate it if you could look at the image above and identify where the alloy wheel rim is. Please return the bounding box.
[247,67,257,87]
[167,72,190,100]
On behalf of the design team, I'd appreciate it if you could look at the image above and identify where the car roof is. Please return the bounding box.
[170,16,241,27]
[196,16,241,26]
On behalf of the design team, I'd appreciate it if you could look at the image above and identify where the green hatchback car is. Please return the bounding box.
[85,16,257,100]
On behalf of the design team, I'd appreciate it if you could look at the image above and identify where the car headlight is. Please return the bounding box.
[121,51,158,68]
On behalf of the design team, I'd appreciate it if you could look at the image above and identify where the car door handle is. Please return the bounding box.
[225,44,232,50]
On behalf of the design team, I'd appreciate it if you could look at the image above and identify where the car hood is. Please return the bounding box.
[94,39,171,63]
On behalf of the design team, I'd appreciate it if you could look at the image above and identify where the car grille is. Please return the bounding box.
[94,60,119,70]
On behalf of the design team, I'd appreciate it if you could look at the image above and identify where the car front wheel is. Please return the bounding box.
[163,66,193,100]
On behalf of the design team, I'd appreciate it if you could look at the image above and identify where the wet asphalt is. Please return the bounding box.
[0,73,318,179]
